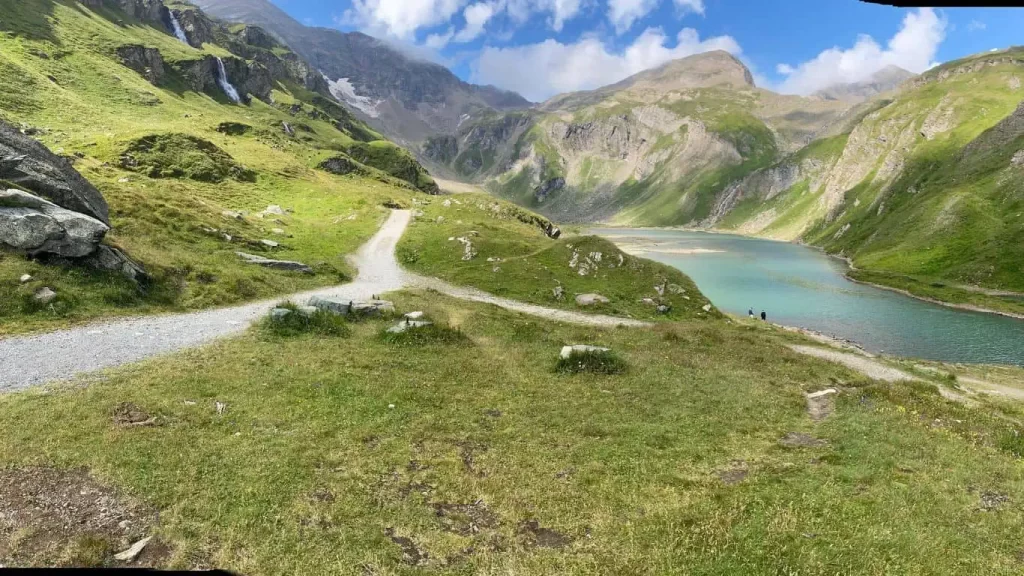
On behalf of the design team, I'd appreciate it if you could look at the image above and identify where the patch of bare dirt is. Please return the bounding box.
[384,528,428,566]
[458,441,488,477]
[432,501,500,536]
[0,467,167,567]
[518,520,572,549]
[717,461,749,485]
[111,402,157,428]
[979,491,1010,511]
[779,432,829,448]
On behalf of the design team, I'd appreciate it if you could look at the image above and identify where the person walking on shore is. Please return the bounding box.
[749,308,755,319]
[761,310,767,322]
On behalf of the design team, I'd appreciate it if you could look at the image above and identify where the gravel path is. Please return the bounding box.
[788,345,918,382]
[1,210,647,391]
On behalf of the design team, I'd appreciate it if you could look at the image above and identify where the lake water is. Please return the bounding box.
[593,228,1024,366]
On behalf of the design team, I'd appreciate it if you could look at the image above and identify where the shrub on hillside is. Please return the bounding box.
[120,133,256,183]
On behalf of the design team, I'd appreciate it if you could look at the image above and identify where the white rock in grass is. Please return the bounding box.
[387,320,433,334]
[34,287,57,304]
[560,345,611,359]
[114,536,152,562]
[806,389,838,421]
[404,311,425,320]
[575,293,609,306]
[270,308,292,320]
[19,274,32,283]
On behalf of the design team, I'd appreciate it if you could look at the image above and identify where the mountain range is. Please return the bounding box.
[192,0,1024,302]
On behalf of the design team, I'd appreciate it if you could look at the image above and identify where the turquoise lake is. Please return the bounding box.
[593,228,1024,366]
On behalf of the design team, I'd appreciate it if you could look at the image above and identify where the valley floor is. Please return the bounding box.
[4,205,1024,573]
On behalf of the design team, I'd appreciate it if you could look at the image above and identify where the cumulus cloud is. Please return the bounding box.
[472,27,741,102]
[344,0,466,39]
[454,1,502,42]
[424,29,455,49]
[506,0,584,31]
[775,8,947,95]
[608,0,661,34]
[674,0,705,15]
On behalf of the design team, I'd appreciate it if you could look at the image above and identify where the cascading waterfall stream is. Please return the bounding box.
[167,11,189,45]
[214,57,242,104]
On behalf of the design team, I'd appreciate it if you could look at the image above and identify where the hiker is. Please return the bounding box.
[761,310,767,322]
[748,308,755,319]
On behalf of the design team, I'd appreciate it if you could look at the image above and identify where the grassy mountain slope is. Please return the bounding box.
[0,0,439,333]
[716,47,1024,311]
[425,51,851,226]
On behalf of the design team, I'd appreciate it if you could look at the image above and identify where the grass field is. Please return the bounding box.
[3,292,1024,573]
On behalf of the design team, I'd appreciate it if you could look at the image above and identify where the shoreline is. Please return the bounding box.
[594,226,1024,322]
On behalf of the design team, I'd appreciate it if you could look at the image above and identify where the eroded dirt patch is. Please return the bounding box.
[433,501,500,536]
[717,461,749,485]
[0,467,166,567]
[111,402,157,428]
[384,528,428,566]
[518,520,572,549]
[779,432,829,448]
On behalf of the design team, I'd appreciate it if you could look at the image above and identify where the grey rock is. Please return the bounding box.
[115,45,165,85]
[404,311,425,320]
[309,296,353,315]
[260,239,279,248]
[806,389,838,421]
[270,308,292,320]
[702,304,713,312]
[657,305,671,315]
[236,252,313,274]
[352,300,395,317]
[553,285,565,300]
[296,305,319,317]
[34,287,57,304]
[0,189,109,257]
[80,244,149,283]
[318,156,361,176]
[387,320,433,334]
[0,120,110,224]
[575,293,609,306]
[560,345,610,359]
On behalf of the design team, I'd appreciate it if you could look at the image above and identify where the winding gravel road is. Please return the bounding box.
[1,210,647,391]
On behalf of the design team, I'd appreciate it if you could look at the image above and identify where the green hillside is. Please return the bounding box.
[0,0,437,333]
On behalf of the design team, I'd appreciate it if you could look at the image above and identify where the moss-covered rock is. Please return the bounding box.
[120,134,256,183]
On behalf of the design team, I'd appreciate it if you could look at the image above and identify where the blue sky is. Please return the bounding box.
[270,0,1024,101]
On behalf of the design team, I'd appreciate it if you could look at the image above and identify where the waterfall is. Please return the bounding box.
[214,57,242,103]
[167,11,190,45]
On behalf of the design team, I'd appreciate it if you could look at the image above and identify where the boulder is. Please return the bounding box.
[352,300,395,317]
[270,308,292,321]
[235,252,313,274]
[318,156,361,176]
[79,245,149,284]
[806,389,838,421]
[172,8,215,48]
[296,305,319,317]
[575,293,609,306]
[657,305,671,315]
[260,239,279,248]
[308,296,352,315]
[0,189,108,257]
[0,121,109,224]
[560,345,611,359]
[19,274,32,283]
[404,311,425,320]
[34,287,57,304]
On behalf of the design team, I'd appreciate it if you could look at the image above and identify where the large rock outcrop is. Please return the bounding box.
[0,122,146,281]
[172,8,215,48]
[115,45,165,85]
[0,121,109,225]
[0,189,108,257]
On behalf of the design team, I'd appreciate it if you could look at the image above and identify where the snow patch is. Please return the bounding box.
[325,75,380,118]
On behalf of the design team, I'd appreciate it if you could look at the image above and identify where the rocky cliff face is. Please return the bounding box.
[115,45,165,85]
[192,0,532,149]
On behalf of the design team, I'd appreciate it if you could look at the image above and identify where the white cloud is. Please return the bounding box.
[454,1,501,42]
[608,0,661,34]
[673,0,705,15]
[425,29,455,49]
[968,19,986,32]
[775,8,946,95]
[506,0,584,31]
[472,27,741,102]
[344,0,467,39]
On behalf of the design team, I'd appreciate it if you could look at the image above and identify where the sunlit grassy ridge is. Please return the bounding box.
[4,292,1024,572]
[0,0,423,333]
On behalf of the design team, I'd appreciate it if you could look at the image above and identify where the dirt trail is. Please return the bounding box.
[0,210,647,391]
